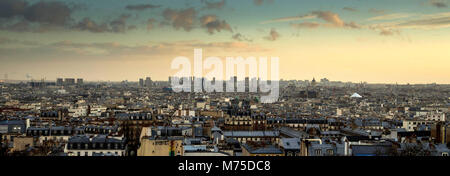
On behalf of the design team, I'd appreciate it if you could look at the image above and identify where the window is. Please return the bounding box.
[287,151,293,156]
[327,149,334,156]
[315,149,322,156]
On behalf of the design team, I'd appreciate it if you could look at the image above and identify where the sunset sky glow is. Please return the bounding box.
[1,0,449,84]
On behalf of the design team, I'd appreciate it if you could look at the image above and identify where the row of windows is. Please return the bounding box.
[68,143,125,150]
[314,149,334,156]
[28,129,115,136]
[74,151,124,156]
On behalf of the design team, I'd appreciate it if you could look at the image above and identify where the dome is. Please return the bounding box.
[350,93,362,98]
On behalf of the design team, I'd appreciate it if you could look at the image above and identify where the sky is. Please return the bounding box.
[0,0,449,84]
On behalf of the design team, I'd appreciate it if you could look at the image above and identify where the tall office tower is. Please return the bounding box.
[191,76,195,92]
[77,78,83,85]
[139,78,144,87]
[245,77,249,92]
[145,77,152,87]
[234,76,238,92]
[201,77,205,92]
[65,78,75,85]
[56,78,64,86]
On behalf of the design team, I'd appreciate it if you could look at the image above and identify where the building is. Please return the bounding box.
[139,78,144,87]
[145,77,152,87]
[241,141,283,156]
[77,78,83,85]
[56,78,64,86]
[64,135,126,156]
[137,136,184,156]
[426,111,446,122]
[64,78,75,85]
[279,138,301,156]
[12,136,34,152]
[0,120,28,134]
[402,119,433,132]
[223,131,280,144]
[27,126,75,144]
[431,122,450,144]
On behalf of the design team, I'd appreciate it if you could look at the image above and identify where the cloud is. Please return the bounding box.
[125,4,161,11]
[311,11,345,27]
[369,8,386,15]
[267,11,360,31]
[202,0,226,10]
[2,40,269,57]
[362,12,450,36]
[72,15,133,33]
[290,22,320,29]
[162,8,197,31]
[343,7,358,12]
[379,28,398,36]
[429,0,448,8]
[73,17,109,33]
[263,11,361,30]
[147,18,157,31]
[396,15,450,29]
[0,0,73,27]
[263,28,280,41]
[0,1,139,33]
[200,15,232,34]
[232,33,252,42]
[369,12,450,30]
[0,0,87,32]
[109,14,131,33]
[161,7,233,34]
[127,25,137,30]
[23,1,73,25]
[367,13,414,21]
[0,37,15,45]
[0,0,28,18]
[253,0,274,6]
[344,22,361,29]
[260,14,316,24]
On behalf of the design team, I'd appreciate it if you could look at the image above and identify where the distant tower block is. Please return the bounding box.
[65,78,75,85]
[56,78,64,86]
[77,78,83,85]
[139,78,144,87]
[145,77,152,87]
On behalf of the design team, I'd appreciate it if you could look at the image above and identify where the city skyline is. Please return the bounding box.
[1,0,450,84]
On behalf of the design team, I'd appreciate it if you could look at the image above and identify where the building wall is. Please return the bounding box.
[13,137,34,151]
[137,138,183,156]
[241,147,283,156]
[65,149,125,156]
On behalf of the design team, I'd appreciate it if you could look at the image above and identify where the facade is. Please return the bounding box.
[223,131,280,144]
[241,142,283,156]
[138,137,184,156]
[64,135,126,156]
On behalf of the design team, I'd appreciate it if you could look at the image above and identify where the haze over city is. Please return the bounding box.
[1,0,450,83]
